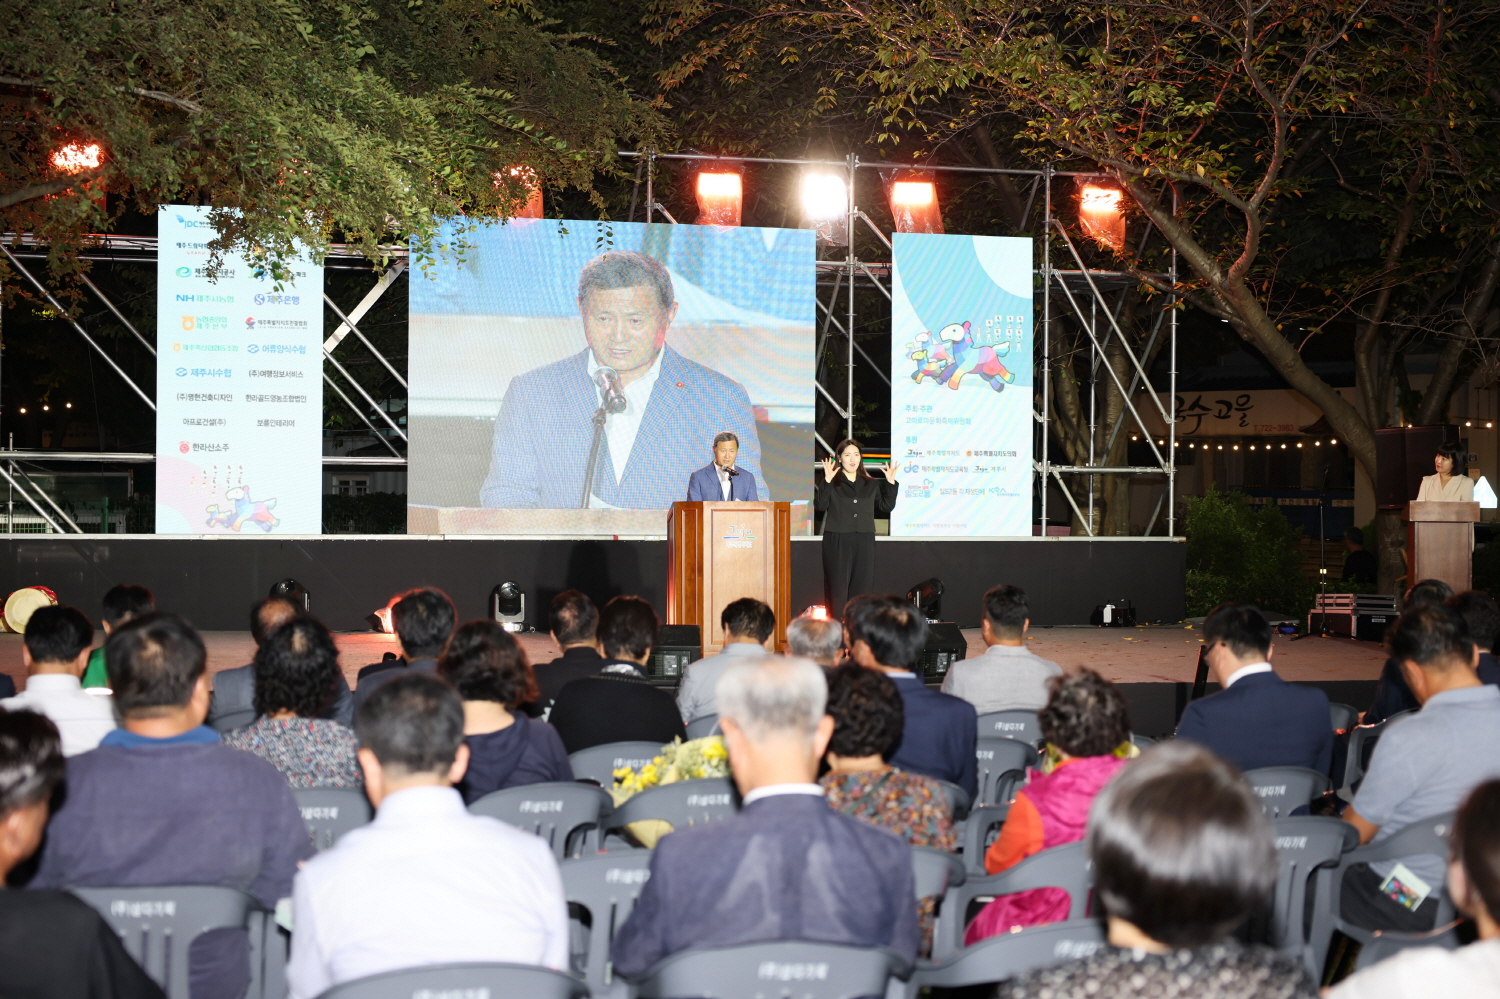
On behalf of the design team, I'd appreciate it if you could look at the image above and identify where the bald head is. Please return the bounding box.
[251,598,299,646]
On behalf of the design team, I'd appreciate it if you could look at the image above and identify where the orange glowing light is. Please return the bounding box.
[1078,183,1125,249]
[52,143,103,174]
[493,166,542,219]
[800,604,831,621]
[695,172,743,226]
[888,177,943,234]
[891,181,936,207]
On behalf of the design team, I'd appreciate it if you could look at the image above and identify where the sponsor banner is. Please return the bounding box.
[155,206,323,534]
[890,234,1034,537]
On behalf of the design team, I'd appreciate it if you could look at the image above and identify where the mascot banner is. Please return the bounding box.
[155,206,324,534]
[890,234,1034,537]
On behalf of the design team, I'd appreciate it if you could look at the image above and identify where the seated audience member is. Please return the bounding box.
[610,656,918,977]
[1364,578,1453,725]
[82,583,154,689]
[787,614,843,668]
[845,594,977,798]
[531,590,604,714]
[548,596,687,754]
[1331,779,1500,997]
[0,710,165,999]
[209,597,353,731]
[352,588,457,710]
[223,617,361,788]
[968,669,1132,943]
[1342,603,1500,932]
[438,620,572,803]
[1000,742,1314,999]
[1448,589,1500,686]
[30,612,312,999]
[1341,526,1377,586]
[676,597,774,722]
[287,673,568,997]
[1,605,116,755]
[942,584,1062,713]
[1175,603,1332,775]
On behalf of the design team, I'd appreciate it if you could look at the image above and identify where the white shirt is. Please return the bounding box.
[1328,938,1500,999]
[1223,662,1274,688]
[587,349,664,488]
[741,783,825,807]
[0,674,116,756]
[716,463,734,500]
[286,785,569,998]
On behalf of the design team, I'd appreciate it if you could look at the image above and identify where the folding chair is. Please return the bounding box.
[314,961,588,999]
[908,918,1106,997]
[974,737,1035,806]
[72,885,264,999]
[975,710,1043,748]
[560,850,655,996]
[1329,703,1360,733]
[1353,920,1462,971]
[632,941,911,999]
[292,787,374,852]
[913,846,966,954]
[607,777,740,837]
[1339,711,1413,801]
[1268,816,1359,978]
[1244,767,1333,820]
[935,779,972,822]
[961,803,1010,876]
[935,840,1093,959]
[685,715,721,739]
[569,741,668,788]
[468,782,614,860]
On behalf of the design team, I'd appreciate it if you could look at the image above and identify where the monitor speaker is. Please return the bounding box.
[652,625,702,682]
[919,622,967,680]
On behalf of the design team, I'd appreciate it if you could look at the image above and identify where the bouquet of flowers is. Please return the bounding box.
[609,736,730,847]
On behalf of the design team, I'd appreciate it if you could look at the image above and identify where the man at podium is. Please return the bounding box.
[686,431,761,501]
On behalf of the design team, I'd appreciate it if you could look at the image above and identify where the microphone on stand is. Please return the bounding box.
[726,466,740,477]
[595,367,628,415]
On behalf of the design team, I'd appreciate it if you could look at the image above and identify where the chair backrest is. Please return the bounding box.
[1340,710,1413,799]
[1329,702,1360,732]
[72,885,259,999]
[633,941,908,999]
[974,737,1035,806]
[912,846,967,903]
[935,779,972,822]
[975,710,1043,747]
[560,850,655,995]
[685,714,721,739]
[292,787,374,852]
[937,841,1093,959]
[608,777,739,833]
[468,782,614,860]
[961,803,1010,876]
[915,918,1107,990]
[314,961,588,999]
[569,741,667,788]
[1244,767,1333,820]
[1354,922,1462,971]
[1269,816,1358,974]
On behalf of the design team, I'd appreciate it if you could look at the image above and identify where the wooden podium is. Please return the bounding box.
[1405,500,1480,592]
[668,501,792,656]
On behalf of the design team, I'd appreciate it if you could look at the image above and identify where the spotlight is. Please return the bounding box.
[369,604,393,634]
[801,172,849,245]
[490,581,526,633]
[1078,181,1125,250]
[889,178,942,234]
[695,171,743,227]
[269,578,311,613]
[52,142,103,174]
[907,577,944,622]
[493,166,542,219]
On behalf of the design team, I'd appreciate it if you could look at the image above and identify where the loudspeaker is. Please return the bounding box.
[651,625,702,681]
[1376,425,1459,509]
[919,622,967,680]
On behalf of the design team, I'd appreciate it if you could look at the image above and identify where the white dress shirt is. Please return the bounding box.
[741,783,826,807]
[0,674,117,756]
[716,463,733,500]
[1223,662,1274,688]
[286,785,569,998]
[587,349,664,487]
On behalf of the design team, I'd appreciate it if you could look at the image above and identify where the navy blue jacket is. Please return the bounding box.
[1176,670,1333,776]
[888,674,978,799]
[686,462,760,502]
[610,793,918,978]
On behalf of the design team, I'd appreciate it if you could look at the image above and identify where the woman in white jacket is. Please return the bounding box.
[1415,440,1475,502]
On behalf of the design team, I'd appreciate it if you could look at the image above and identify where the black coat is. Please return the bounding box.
[548,666,687,754]
[814,474,899,533]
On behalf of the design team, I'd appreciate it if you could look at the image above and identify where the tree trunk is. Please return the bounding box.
[1414,240,1500,425]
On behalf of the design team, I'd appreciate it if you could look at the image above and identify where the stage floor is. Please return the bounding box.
[0,623,1388,695]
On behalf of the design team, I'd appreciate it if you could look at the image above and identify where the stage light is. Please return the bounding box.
[801,172,849,245]
[799,604,831,621]
[493,166,542,219]
[889,178,942,234]
[694,171,743,227]
[907,577,944,621]
[52,142,102,174]
[269,578,311,613]
[371,605,393,634]
[491,581,526,633]
[1078,181,1126,250]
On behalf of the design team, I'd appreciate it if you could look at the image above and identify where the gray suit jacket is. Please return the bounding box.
[207,663,355,733]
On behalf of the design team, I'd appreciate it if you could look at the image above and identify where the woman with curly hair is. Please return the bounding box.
[438,620,572,804]
[224,616,361,788]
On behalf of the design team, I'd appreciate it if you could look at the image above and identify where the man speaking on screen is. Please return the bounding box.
[478,251,764,509]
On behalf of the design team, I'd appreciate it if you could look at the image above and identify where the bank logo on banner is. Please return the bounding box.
[155,206,324,535]
[890,234,1034,538]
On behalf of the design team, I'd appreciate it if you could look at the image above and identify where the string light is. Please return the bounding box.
[1330,439,1338,445]
[1232,444,1240,450]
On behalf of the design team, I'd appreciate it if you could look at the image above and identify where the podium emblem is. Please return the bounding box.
[722,524,756,549]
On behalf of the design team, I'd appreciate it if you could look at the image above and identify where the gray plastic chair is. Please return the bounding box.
[1269,816,1359,977]
[72,885,263,999]
[913,846,967,953]
[560,851,654,996]
[975,737,1035,806]
[1329,702,1360,732]
[910,918,1106,995]
[936,840,1093,959]
[961,803,1010,876]
[935,779,972,822]
[607,777,739,837]
[1340,710,1413,800]
[975,710,1043,747]
[293,787,374,852]
[685,715,721,739]
[468,782,614,860]
[314,961,588,999]
[632,941,910,999]
[569,741,667,788]
[1244,767,1333,820]
[1353,920,1463,971]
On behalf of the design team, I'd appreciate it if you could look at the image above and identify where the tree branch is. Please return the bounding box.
[0,75,204,114]
[0,171,101,211]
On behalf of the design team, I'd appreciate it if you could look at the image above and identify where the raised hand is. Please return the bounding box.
[880,461,899,483]
[822,456,837,482]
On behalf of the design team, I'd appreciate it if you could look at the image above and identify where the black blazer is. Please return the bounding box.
[548,667,687,754]
[532,646,606,713]
[814,474,899,533]
[1176,670,1333,775]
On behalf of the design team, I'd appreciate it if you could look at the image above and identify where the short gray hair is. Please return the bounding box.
[787,617,842,665]
[713,431,739,448]
[717,655,827,743]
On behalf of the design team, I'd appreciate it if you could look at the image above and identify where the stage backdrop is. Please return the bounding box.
[407,219,816,536]
[155,206,324,534]
[890,234,1034,536]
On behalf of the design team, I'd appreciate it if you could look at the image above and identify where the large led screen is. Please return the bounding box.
[890,234,1034,537]
[408,220,816,535]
